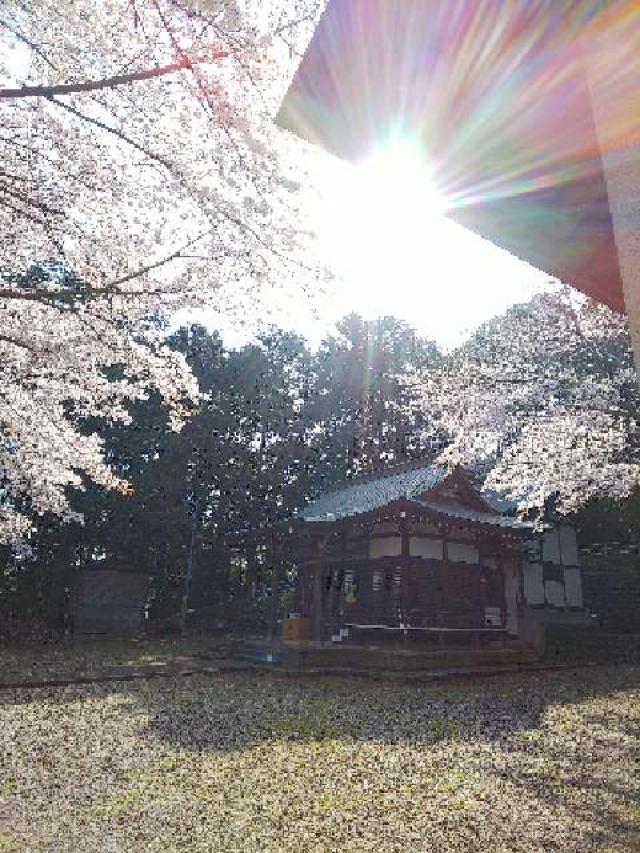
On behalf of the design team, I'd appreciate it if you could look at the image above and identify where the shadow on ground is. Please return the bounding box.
[133,664,640,753]
[0,663,637,852]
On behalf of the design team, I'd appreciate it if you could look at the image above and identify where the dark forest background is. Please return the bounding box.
[2,304,639,638]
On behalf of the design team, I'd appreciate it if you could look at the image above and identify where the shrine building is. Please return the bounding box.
[229,464,586,658]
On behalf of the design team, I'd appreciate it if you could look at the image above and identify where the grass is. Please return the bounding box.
[544,624,640,664]
[0,664,637,852]
[0,635,233,682]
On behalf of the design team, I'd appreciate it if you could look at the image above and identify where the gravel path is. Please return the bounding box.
[0,666,637,852]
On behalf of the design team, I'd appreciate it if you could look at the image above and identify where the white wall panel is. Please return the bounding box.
[409,537,444,559]
[523,563,545,605]
[564,568,584,607]
[369,537,402,559]
[447,542,479,564]
[545,580,567,608]
[559,526,579,566]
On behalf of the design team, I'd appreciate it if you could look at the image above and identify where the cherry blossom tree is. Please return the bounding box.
[412,288,640,514]
[0,0,325,543]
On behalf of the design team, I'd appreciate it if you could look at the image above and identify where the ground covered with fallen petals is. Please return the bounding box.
[0,665,638,852]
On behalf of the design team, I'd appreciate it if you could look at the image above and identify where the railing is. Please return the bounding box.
[340,623,509,649]
[344,623,505,633]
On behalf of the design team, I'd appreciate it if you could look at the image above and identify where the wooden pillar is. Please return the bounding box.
[268,534,283,641]
[503,555,519,637]
[311,535,326,642]
[586,9,640,380]
[437,532,447,628]
[293,560,305,614]
[245,543,258,607]
[400,511,409,628]
[326,536,339,639]
[229,546,243,619]
[400,513,410,558]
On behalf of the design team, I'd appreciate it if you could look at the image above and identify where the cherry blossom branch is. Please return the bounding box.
[0,226,214,304]
[0,333,36,352]
[0,54,229,100]
[48,95,310,277]
[104,226,214,289]
[47,96,175,172]
[0,196,47,226]
[0,180,63,217]
[0,287,64,303]
[0,18,57,70]
[1,6,316,101]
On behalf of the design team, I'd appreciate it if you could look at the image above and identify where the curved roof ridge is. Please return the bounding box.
[300,462,450,522]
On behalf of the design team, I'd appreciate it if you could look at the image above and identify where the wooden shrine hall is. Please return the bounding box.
[228,465,583,658]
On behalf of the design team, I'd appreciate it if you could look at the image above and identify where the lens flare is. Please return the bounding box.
[318,136,446,301]
[278,0,640,313]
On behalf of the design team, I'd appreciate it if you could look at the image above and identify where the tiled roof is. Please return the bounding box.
[300,465,449,522]
[418,500,541,531]
[299,464,541,530]
[480,489,521,515]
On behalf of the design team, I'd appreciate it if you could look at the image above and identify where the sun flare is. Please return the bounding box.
[319,137,446,299]
[312,136,550,348]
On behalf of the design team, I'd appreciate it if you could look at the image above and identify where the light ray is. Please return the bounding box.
[278,0,640,313]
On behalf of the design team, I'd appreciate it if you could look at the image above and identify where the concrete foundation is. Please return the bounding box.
[237,637,539,672]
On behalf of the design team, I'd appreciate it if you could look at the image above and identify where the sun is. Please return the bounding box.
[352,137,446,226]
[316,136,447,303]
[305,134,551,349]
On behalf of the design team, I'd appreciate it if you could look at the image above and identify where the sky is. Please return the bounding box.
[2,26,556,354]
[297,138,555,350]
[178,138,556,352]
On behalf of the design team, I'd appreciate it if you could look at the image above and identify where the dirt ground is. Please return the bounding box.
[0,664,638,852]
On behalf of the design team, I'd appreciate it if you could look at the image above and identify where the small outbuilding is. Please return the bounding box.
[72,568,149,636]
